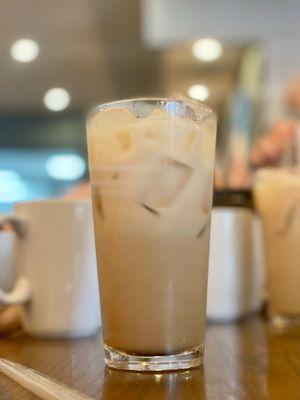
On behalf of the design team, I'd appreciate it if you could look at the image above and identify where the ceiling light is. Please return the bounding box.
[10,39,39,63]
[43,88,70,112]
[45,154,86,181]
[188,84,210,101]
[192,38,223,62]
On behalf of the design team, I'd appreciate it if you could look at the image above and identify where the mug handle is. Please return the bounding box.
[0,215,31,305]
[0,215,27,238]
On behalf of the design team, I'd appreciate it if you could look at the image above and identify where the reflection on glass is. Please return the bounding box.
[102,367,206,399]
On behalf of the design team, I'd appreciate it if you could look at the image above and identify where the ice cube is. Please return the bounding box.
[196,218,209,238]
[115,129,133,151]
[168,169,212,238]
[140,203,160,216]
[276,190,300,235]
[87,108,136,165]
[187,115,216,169]
[128,117,201,164]
[88,107,135,134]
[136,155,193,209]
[91,150,192,210]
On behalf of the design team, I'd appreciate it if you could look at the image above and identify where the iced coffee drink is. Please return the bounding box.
[87,99,216,370]
[254,168,300,327]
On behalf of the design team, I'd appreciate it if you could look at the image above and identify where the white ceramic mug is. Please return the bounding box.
[0,200,101,338]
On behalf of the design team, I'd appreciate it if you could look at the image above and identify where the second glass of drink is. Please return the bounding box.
[254,167,300,328]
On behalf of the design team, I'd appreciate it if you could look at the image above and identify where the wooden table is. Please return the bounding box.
[0,316,299,399]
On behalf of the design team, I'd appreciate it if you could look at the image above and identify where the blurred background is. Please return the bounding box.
[1,0,299,212]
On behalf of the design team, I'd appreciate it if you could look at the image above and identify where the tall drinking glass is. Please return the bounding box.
[254,167,300,328]
[86,98,217,371]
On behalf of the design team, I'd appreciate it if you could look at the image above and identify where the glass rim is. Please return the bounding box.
[254,165,300,185]
[255,165,300,174]
[86,97,216,126]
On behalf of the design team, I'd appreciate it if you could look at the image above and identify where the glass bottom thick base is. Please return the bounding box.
[270,311,300,329]
[104,344,204,372]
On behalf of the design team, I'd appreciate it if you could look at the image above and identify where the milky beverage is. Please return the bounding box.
[87,102,216,355]
[254,168,300,316]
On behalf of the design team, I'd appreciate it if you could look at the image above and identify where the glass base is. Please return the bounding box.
[104,344,204,372]
[270,312,300,329]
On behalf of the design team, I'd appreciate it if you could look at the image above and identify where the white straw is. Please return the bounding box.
[0,358,94,400]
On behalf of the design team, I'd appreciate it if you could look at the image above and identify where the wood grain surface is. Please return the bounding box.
[0,316,299,399]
